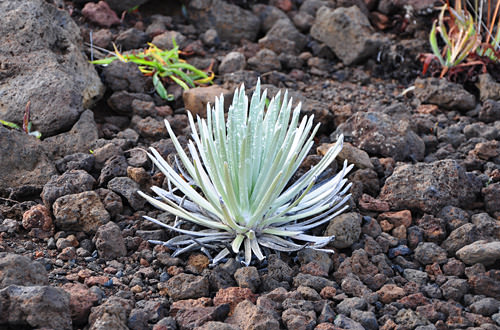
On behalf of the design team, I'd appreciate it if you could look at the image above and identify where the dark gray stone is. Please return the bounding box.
[336,297,367,315]
[414,242,447,265]
[106,0,150,12]
[0,126,57,189]
[0,0,104,136]
[0,253,48,288]
[55,153,95,173]
[282,307,316,330]
[334,314,365,330]
[115,28,149,50]
[0,285,72,329]
[247,49,281,73]
[311,6,382,65]
[187,0,260,43]
[218,52,246,75]
[477,73,500,102]
[252,4,289,33]
[293,273,335,292]
[350,310,378,330]
[414,77,476,111]
[479,100,500,123]
[441,278,469,301]
[469,297,500,316]
[234,266,261,293]
[43,110,99,159]
[102,62,152,93]
[165,274,209,301]
[93,221,127,259]
[380,160,481,214]
[41,169,96,208]
[325,212,362,249]
[334,110,425,161]
[88,296,133,330]
[99,155,128,186]
[260,18,308,53]
[107,177,145,210]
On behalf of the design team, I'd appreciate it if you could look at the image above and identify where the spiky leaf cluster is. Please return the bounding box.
[139,82,352,265]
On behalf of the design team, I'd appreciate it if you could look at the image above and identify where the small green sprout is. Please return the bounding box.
[90,39,214,101]
[138,81,353,266]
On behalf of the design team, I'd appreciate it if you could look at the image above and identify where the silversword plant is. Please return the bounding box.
[138,81,353,265]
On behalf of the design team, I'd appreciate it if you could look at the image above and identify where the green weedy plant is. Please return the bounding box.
[138,81,353,265]
[90,40,213,101]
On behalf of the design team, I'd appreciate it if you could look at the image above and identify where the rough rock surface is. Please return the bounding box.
[43,110,100,160]
[0,253,48,287]
[0,126,57,189]
[41,169,96,209]
[335,110,425,161]
[0,0,104,136]
[414,77,476,111]
[0,285,72,329]
[52,191,110,233]
[187,0,260,43]
[311,6,382,65]
[379,160,481,214]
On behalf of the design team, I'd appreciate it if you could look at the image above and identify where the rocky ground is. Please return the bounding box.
[0,0,500,329]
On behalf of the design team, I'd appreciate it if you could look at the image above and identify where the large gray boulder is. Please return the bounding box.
[311,6,382,65]
[0,0,104,137]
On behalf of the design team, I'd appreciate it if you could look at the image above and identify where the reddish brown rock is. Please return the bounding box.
[416,214,447,243]
[380,318,397,330]
[82,1,120,27]
[300,262,329,277]
[359,194,390,212]
[213,287,257,314]
[416,303,444,323]
[170,297,212,316]
[127,167,151,187]
[392,225,407,240]
[468,274,500,299]
[425,262,444,281]
[182,86,232,118]
[57,247,76,261]
[315,323,344,330]
[22,204,54,238]
[443,258,465,276]
[378,210,412,228]
[377,284,405,304]
[470,140,499,160]
[320,287,337,300]
[464,311,495,327]
[62,282,99,325]
[397,293,430,309]
[175,305,230,330]
[379,220,394,232]
[186,254,210,274]
[225,300,279,329]
[84,276,110,286]
[165,273,210,301]
[446,315,473,328]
